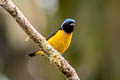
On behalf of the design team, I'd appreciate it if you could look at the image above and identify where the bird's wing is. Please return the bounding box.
[46,27,62,40]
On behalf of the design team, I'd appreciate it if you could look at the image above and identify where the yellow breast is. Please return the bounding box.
[47,30,73,54]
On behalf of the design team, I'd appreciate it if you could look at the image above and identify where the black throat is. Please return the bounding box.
[62,25,74,33]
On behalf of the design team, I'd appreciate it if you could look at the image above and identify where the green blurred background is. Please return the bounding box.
[0,0,120,80]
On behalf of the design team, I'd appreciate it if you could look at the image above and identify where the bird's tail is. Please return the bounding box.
[28,50,45,57]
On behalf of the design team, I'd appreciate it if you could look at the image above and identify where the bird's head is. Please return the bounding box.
[61,18,76,33]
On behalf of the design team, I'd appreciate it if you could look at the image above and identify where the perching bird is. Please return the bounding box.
[29,18,75,57]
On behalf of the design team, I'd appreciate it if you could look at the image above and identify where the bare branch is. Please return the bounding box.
[0,0,80,80]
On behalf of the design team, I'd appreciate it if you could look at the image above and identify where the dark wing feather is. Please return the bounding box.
[46,27,62,40]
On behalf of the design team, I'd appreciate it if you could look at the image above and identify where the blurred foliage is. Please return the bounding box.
[0,0,120,80]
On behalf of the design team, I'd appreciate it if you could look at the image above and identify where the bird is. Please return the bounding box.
[29,18,76,57]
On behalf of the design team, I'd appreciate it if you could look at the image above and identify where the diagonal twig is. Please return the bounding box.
[0,0,80,80]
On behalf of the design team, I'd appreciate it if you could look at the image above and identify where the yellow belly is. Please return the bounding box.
[47,30,72,54]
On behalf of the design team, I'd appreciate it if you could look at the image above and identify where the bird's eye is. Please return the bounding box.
[69,22,75,26]
[69,22,74,24]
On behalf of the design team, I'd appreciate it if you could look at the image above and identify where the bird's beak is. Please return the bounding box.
[70,23,75,26]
